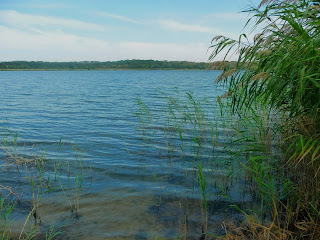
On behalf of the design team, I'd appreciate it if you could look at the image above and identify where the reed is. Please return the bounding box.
[135,91,246,238]
[0,128,87,239]
[209,0,320,238]
[135,2,320,235]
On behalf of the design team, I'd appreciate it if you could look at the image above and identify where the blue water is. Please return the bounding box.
[0,70,246,239]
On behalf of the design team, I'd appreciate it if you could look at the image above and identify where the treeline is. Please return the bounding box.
[0,60,236,70]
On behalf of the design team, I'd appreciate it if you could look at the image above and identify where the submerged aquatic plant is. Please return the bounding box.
[0,128,88,239]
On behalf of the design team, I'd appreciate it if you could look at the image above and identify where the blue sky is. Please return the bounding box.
[0,0,260,62]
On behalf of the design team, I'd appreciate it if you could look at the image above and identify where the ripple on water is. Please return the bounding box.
[0,70,250,239]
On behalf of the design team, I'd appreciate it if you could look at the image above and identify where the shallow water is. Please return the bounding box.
[0,70,249,239]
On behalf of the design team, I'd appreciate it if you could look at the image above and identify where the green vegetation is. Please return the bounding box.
[136,0,320,239]
[2,0,319,239]
[0,60,235,71]
[0,127,89,239]
[211,0,320,238]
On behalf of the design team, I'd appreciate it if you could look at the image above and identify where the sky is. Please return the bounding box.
[0,0,260,62]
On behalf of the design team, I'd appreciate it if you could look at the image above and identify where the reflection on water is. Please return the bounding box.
[0,70,250,239]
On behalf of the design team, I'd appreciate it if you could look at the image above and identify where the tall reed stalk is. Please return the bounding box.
[209,0,320,238]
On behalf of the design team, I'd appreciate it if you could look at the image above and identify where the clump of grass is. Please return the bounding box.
[135,90,252,238]
[209,0,320,238]
[0,128,88,239]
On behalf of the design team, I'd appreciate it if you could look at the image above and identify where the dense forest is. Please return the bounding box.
[0,60,235,70]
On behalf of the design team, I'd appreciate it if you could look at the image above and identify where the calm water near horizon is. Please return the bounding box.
[0,70,249,239]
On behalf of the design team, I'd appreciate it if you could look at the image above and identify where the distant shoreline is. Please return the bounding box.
[0,60,235,71]
[0,68,217,71]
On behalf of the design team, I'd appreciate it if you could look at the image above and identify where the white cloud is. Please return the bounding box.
[0,10,239,62]
[0,25,218,61]
[96,12,139,24]
[158,20,217,33]
[29,3,69,9]
[205,12,249,22]
[117,41,209,61]
[156,19,239,39]
[0,10,107,32]
[0,25,112,61]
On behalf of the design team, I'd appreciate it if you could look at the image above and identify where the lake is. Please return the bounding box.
[0,70,249,239]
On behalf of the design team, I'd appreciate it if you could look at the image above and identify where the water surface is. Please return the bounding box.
[0,70,247,239]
